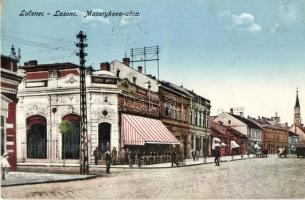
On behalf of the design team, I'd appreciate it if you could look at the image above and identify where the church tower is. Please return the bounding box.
[294,88,302,125]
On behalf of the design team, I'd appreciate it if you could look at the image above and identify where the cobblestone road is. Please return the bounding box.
[2,157,305,199]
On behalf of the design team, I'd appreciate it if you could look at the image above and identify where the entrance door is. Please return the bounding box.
[62,114,80,159]
[98,123,111,153]
[26,116,47,159]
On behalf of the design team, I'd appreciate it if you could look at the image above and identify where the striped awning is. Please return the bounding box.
[121,114,180,146]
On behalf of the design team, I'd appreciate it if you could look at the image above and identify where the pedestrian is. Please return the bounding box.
[105,151,112,174]
[214,146,220,167]
[112,147,117,165]
[136,149,142,168]
[1,152,10,180]
[93,147,99,165]
[125,149,129,165]
[128,149,133,168]
[171,149,179,167]
[191,149,196,162]
[196,150,199,161]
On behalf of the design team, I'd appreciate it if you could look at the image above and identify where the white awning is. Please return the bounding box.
[221,142,227,147]
[212,137,221,150]
[230,141,240,149]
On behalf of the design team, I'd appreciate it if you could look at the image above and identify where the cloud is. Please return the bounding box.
[231,13,262,32]
[120,15,139,26]
[73,9,110,24]
[270,23,281,33]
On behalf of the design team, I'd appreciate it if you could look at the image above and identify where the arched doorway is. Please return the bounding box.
[98,122,111,153]
[26,115,47,159]
[62,114,80,159]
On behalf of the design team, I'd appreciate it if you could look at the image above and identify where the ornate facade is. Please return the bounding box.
[16,61,119,165]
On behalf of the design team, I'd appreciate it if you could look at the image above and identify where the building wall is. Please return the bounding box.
[1,55,22,170]
[111,60,159,92]
[214,113,247,136]
[17,68,119,165]
[289,125,305,144]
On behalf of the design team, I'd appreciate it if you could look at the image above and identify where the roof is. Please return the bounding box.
[1,55,18,62]
[160,81,190,96]
[20,62,79,71]
[288,131,299,137]
[160,81,210,103]
[295,123,305,133]
[248,117,288,131]
[229,113,262,130]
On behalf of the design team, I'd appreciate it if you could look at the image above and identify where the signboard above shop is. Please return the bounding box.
[91,76,117,85]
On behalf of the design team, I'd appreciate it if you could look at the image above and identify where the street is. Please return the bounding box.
[2,157,305,199]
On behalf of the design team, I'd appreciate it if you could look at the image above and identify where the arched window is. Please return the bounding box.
[62,114,80,159]
[98,122,111,153]
[26,115,47,159]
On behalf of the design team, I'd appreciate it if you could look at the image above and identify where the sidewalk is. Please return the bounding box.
[1,172,96,187]
[109,154,257,169]
[3,154,257,187]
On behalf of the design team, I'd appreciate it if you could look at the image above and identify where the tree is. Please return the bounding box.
[58,120,71,167]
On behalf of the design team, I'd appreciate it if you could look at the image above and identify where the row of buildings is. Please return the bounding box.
[1,47,305,170]
[209,91,305,156]
[12,56,211,167]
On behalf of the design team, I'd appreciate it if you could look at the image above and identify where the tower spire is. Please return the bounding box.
[294,88,302,124]
[295,88,300,108]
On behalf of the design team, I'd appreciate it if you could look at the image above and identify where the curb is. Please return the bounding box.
[1,175,97,187]
[108,157,257,169]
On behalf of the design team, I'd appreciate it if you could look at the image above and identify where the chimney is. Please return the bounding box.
[100,62,110,71]
[137,66,143,73]
[230,108,233,114]
[240,112,244,118]
[28,60,38,67]
[123,57,130,67]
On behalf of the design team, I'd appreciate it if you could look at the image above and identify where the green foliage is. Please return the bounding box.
[58,120,71,135]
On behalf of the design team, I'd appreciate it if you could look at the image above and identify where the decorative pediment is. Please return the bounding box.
[25,104,47,117]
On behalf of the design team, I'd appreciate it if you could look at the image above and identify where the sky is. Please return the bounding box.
[1,0,305,124]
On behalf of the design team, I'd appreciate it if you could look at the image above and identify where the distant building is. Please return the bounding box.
[248,116,288,154]
[289,89,305,144]
[209,119,248,156]
[1,53,23,170]
[288,131,299,153]
[213,109,262,153]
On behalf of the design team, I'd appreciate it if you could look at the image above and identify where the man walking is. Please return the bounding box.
[105,151,112,174]
[171,149,179,167]
[214,146,220,166]
[128,149,133,168]
[93,147,99,165]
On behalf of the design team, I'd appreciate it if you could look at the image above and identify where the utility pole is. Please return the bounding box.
[76,31,89,174]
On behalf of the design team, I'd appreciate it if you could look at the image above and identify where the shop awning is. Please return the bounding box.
[121,114,180,146]
[212,137,221,150]
[221,142,227,147]
[254,144,261,150]
[230,140,240,149]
